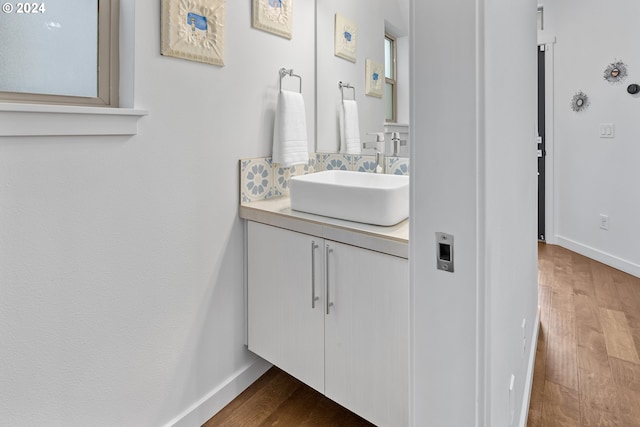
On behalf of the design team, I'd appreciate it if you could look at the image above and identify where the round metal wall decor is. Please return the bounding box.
[603,60,628,84]
[570,91,590,112]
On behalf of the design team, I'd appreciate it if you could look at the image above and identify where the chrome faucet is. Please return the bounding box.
[374,151,385,174]
[391,132,408,156]
[363,132,386,173]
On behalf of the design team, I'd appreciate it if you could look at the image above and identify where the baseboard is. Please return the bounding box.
[555,236,640,278]
[519,308,540,427]
[165,357,272,427]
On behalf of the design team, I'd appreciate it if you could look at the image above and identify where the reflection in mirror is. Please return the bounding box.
[316,0,410,155]
[385,34,397,123]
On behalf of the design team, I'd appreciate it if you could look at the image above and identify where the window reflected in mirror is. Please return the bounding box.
[385,33,397,122]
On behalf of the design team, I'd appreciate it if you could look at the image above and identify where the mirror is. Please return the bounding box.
[315,0,410,154]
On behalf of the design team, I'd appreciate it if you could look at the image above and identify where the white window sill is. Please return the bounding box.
[0,103,148,137]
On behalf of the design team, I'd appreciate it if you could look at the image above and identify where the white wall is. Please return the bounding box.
[411,0,538,425]
[396,36,410,125]
[0,2,315,426]
[411,0,481,424]
[484,1,539,425]
[543,0,640,276]
[316,0,408,152]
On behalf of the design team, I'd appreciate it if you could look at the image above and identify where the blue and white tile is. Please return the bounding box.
[387,157,410,176]
[315,153,328,171]
[349,154,362,170]
[273,164,297,196]
[273,157,317,196]
[320,153,350,171]
[353,155,378,173]
[241,158,273,203]
[307,156,317,173]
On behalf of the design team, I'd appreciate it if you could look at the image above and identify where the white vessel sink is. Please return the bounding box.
[289,170,409,226]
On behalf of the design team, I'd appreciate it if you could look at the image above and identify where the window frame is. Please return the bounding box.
[0,0,120,108]
[385,33,398,123]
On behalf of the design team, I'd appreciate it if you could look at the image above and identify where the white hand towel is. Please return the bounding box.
[339,99,361,154]
[273,90,309,167]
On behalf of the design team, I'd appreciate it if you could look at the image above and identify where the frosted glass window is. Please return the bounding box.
[385,83,393,122]
[0,0,98,98]
[385,37,393,79]
[385,34,396,122]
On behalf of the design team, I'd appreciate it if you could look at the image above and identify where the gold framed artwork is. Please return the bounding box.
[365,59,384,98]
[161,0,226,66]
[334,13,358,63]
[252,0,293,39]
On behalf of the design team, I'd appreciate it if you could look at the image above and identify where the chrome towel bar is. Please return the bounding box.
[339,81,355,101]
[279,67,302,93]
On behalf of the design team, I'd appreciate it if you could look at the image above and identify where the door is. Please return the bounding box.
[324,241,409,427]
[247,222,325,392]
[537,45,546,241]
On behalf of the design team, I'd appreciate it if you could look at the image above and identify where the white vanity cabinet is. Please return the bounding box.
[323,239,409,426]
[247,220,325,393]
[247,221,409,427]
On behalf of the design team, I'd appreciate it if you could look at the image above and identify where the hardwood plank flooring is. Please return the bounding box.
[203,366,375,427]
[599,308,640,364]
[528,243,640,427]
[203,243,640,426]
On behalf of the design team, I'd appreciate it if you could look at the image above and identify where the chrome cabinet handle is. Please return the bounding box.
[325,245,334,315]
[311,241,320,308]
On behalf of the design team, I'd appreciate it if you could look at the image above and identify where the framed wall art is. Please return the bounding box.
[365,59,383,98]
[161,0,226,66]
[334,13,358,63]
[252,0,293,39]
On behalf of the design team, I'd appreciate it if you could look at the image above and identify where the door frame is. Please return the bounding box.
[537,45,546,241]
[537,34,556,245]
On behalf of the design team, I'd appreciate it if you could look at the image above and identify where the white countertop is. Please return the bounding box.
[239,196,409,258]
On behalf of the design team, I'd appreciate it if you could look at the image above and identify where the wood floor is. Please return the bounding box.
[528,243,640,427]
[204,244,640,427]
[202,366,374,426]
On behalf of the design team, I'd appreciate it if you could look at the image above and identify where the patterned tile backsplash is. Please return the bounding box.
[240,153,409,204]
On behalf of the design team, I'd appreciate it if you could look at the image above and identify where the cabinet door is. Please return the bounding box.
[324,241,409,427]
[247,222,325,393]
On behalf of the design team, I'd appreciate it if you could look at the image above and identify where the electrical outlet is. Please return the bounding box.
[600,214,610,231]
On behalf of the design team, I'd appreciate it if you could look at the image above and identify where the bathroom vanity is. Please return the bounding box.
[240,197,408,427]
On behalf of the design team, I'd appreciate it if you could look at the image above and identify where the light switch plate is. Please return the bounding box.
[600,123,614,138]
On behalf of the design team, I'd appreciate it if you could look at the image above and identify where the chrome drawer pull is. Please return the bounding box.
[311,241,320,308]
[326,245,334,315]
